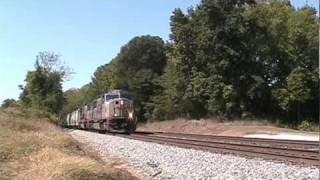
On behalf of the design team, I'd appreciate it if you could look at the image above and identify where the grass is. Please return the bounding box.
[0,107,137,180]
[138,116,319,137]
[142,115,320,133]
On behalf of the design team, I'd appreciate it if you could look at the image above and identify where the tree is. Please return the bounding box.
[149,44,186,120]
[112,35,167,121]
[155,0,318,123]
[249,2,319,123]
[20,52,71,114]
[62,0,318,125]
[165,0,262,118]
[62,83,98,115]
[91,63,117,96]
[1,99,16,108]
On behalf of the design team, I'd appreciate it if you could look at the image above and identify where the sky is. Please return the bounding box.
[0,0,318,104]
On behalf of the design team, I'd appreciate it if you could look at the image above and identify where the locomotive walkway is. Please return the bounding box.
[116,131,319,166]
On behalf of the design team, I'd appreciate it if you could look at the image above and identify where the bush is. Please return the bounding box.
[17,107,59,124]
[297,120,319,132]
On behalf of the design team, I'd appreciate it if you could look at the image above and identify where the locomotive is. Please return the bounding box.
[65,90,137,134]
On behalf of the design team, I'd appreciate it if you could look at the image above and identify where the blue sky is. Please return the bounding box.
[0,0,318,103]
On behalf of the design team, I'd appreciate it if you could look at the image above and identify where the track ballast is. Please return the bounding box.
[115,131,319,166]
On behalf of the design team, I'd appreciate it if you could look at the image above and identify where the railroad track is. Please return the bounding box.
[138,131,319,150]
[116,131,319,166]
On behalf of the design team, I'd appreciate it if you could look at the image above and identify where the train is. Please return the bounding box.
[65,90,137,134]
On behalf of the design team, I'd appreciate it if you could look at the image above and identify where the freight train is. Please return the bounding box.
[65,90,137,134]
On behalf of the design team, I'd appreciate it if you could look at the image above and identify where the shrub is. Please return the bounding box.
[297,120,319,131]
[1,99,17,108]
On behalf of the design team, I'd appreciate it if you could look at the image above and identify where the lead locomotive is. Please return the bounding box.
[66,90,137,134]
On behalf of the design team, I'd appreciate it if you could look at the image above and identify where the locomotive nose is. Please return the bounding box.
[114,100,125,107]
[111,99,129,117]
[128,112,133,119]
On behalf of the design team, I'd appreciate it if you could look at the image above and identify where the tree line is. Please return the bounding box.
[63,0,319,126]
[4,0,317,128]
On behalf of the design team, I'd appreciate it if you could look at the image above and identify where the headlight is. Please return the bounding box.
[128,112,133,119]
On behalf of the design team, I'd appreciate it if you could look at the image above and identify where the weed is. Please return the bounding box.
[0,108,137,180]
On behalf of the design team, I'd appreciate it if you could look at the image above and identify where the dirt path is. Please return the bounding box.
[138,119,318,138]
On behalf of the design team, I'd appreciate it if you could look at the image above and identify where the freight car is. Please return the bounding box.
[65,90,137,134]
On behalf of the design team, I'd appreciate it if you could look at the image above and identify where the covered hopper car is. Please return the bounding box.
[65,90,137,134]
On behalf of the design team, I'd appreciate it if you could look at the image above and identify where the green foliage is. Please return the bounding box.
[111,35,167,121]
[151,0,318,124]
[157,0,267,118]
[61,83,97,117]
[149,55,185,120]
[1,99,17,109]
[91,63,118,96]
[19,52,70,114]
[62,0,318,128]
[63,36,167,121]
[272,88,290,110]
[20,107,59,124]
[297,120,319,132]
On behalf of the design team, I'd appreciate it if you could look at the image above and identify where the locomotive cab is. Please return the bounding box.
[65,89,137,134]
[104,90,136,134]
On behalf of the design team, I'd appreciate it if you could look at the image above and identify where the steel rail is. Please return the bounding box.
[135,131,319,146]
[116,132,319,166]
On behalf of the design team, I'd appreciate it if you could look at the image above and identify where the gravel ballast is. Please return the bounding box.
[69,130,319,180]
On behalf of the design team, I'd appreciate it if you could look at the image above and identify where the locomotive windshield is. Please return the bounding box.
[120,92,132,99]
[105,94,119,101]
[104,90,132,101]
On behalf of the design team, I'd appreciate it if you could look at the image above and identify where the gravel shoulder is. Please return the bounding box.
[69,130,319,180]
